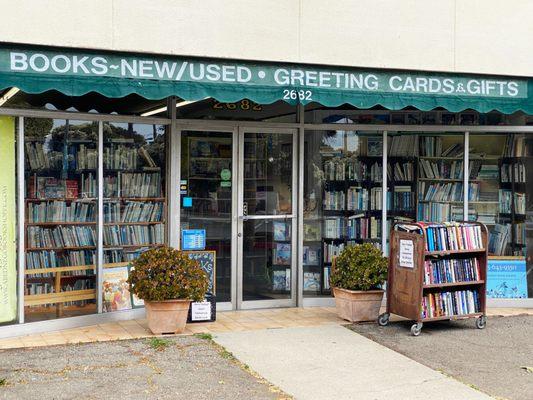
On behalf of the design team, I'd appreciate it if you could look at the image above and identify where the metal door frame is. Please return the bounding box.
[236,127,298,310]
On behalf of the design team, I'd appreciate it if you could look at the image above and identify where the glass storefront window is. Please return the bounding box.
[475,133,533,298]
[417,134,465,222]
[102,123,166,311]
[180,131,233,303]
[24,119,98,322]
[303,130,383,297]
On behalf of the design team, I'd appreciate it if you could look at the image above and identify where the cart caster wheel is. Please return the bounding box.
[476,315,487,329]
[410,323,423,336]
[378,313,390,326]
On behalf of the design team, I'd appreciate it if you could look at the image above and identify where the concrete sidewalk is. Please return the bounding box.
[213,325,492,400]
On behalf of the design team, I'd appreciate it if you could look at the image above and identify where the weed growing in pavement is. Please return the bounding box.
[147,337,172,351]
[220,349,235,360]
[0,378,6,386]
[194,333,213,341]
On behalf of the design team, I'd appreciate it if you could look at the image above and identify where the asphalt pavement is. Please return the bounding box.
[0,335,288,400]
[350,315,533,400]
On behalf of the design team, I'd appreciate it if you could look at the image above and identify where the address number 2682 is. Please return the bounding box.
[282,90,312,101]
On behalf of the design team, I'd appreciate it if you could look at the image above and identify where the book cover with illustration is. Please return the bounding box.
[367,137,383,156]
[102,267,132,312]
[273,221,290,241]
[303,272,321,292]
[274,243,291,265]
[272,269,290,291]
[303,246,319,266]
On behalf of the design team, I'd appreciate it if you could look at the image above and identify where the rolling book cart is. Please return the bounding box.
[378,221,487,336]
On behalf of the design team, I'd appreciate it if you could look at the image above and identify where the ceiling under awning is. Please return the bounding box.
[6,90,166,114]
[1,44,532,115]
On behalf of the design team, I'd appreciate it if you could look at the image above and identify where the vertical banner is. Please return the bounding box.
[0,116,17,323]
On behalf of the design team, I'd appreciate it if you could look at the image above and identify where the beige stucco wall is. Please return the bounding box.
[0,0,532,77]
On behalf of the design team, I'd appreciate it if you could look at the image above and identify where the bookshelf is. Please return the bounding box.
[24,121,99,319]
[103,131,166,267]
[379,221,487,336]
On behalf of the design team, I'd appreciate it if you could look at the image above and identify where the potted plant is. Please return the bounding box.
[128,246,209,334]
[330,243,388,323]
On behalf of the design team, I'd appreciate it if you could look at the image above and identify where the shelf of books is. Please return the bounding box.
[102,128,166,269]
[417,135,471,222]
[24,121,99,320]
[386,136,419,251]
[379,221,487,335]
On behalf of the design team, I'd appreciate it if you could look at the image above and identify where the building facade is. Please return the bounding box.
[1,0,533,337]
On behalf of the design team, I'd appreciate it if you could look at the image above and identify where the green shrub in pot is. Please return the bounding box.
[330,243,388,322]
[127,246,209,334]
[330,243,388,290]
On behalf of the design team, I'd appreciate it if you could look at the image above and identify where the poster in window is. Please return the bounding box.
[102,267,132,312]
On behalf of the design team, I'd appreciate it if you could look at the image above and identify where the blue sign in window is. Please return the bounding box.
[181,229,206,250]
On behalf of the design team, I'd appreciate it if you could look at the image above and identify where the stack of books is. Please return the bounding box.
[323,242,345,263]
[419,137,443,157]
[424,258,481,284]
[388,162,414,181]
[103,225,164,246]
[424,223,483,251]
[324,191,345,210]
[346,215,380,239]
[324,159,345,180]
[346,187,367,211]
[27,226,97,248]
[346,160,366,180]
[323,218,345,239]
[421,290,481,318]
[27,201,95,222]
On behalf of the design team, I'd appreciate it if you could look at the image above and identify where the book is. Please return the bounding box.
[272,269,290,291]
[102,266,132,312]
[303,246,319,266]
[303,272,321,292]
[367,137,383,156]
[273,243,291,265]
[273,221,290,241]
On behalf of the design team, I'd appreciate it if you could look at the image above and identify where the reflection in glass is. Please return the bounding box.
[24,119,98,321]
[180,131,232,302]
[243,133,293,216]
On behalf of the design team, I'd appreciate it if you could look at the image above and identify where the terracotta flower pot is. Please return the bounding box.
[333,287,384,323]
[144,299,191,334]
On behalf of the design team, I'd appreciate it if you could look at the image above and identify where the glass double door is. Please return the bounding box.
[179,126,297,309]
[237,128,297,308]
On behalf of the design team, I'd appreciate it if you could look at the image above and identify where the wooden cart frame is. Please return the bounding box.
[378,221,488,336]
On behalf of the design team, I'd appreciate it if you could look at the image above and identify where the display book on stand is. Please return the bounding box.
[378,221,487,336]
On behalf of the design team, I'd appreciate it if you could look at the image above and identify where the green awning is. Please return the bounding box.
[1,44,532,114]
